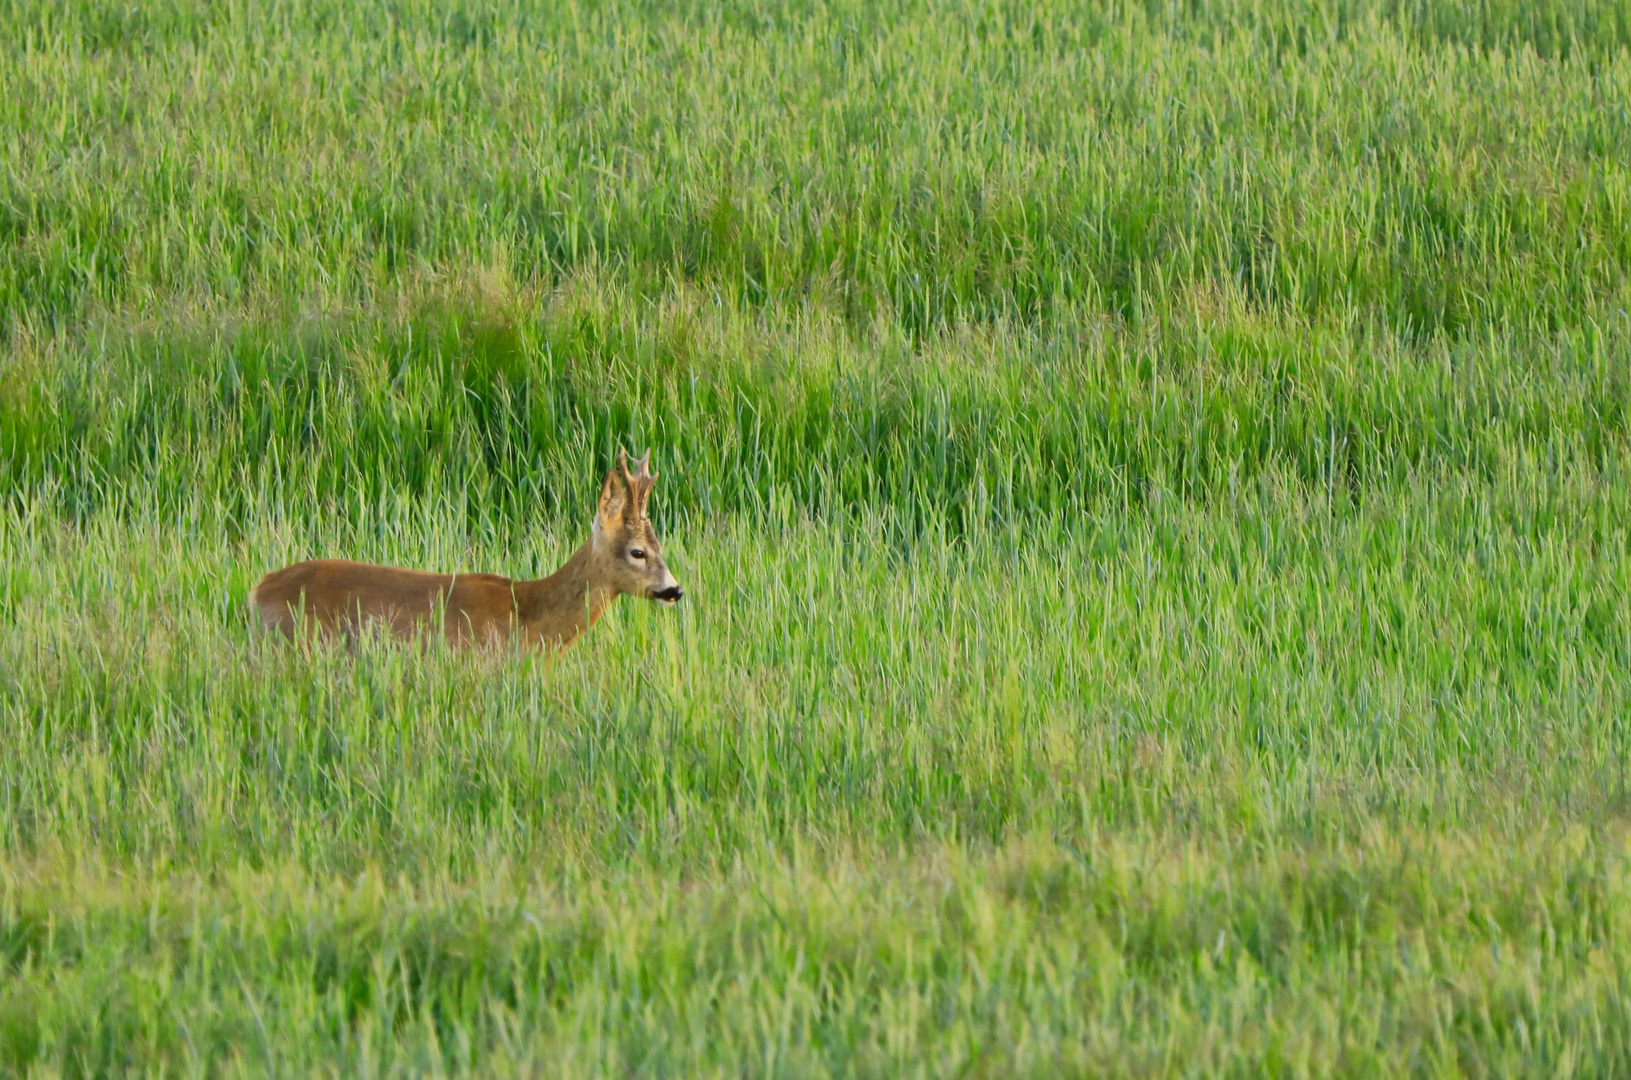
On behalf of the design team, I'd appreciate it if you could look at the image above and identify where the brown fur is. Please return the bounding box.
[249,451,682,650]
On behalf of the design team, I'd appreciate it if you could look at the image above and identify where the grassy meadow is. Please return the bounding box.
[5,0,1631,1074]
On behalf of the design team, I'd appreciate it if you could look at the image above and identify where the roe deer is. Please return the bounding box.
[249,450,683,650]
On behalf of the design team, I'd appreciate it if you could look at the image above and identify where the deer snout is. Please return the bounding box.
[651,584,684,604]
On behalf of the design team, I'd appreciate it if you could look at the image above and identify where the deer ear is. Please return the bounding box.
[597,467,629,528]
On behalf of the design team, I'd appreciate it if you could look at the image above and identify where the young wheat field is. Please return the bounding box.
[5,0,1631,1074]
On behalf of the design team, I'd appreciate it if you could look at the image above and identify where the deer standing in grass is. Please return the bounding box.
[249,451,683,650]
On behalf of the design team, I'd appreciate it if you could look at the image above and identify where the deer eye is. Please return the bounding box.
[628,548,647,560]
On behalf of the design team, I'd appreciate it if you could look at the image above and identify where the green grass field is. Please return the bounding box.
[6,0,1631,1074]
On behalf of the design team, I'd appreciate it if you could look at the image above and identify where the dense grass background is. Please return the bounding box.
[5,0,1631,1074]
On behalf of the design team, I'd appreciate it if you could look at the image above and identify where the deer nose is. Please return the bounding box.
[652,585,684,603]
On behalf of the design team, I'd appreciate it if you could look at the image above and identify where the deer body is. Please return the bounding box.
[250,452,682,650]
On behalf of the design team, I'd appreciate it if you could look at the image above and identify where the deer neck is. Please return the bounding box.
[515,538,618,648]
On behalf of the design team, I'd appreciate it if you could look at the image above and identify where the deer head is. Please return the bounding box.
[591,449,684,605]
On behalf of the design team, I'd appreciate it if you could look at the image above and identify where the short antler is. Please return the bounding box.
[620,449,658,519]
